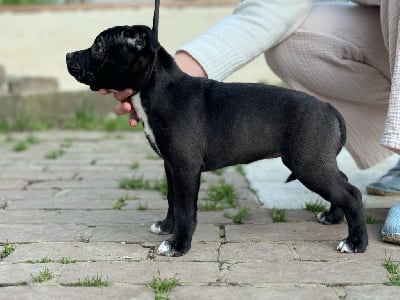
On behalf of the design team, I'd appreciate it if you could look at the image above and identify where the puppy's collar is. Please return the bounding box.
[133,50,158,95]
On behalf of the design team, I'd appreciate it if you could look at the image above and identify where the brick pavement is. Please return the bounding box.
[0,130,399,299]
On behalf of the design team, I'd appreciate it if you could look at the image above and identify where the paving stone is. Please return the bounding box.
[59,261,219,285]
[0,180,27,190]
[90,224,166,243]
[0,171,76,181]
[345,285,400,299]
[220,241,297,262]
[0,262,60,285]
[0,224,88,243]
[6,198,117,210]
[0,210,57,224]
[4,242,148,263]
[292,239,400,262]
[225,222,349,242]
[170,285,342,300]
[226,261,387,285]
[0,286,154,300]
[52,210,166,225]
[27,179,121,190]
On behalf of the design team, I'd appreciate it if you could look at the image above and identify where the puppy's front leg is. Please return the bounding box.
[150,162,175,235]
[156,167,201,257]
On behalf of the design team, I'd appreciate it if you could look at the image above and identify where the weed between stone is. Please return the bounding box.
[119,176,167,197]
[270,208,286,222]
[304,199,326,213]
[45,148,65,159]
[382,258,400,286]
[27,257,77,264]
[66,274,110,287]
[224,207,252,224]
[365,215,383,224]
[137,202,149,211]
[31,267,54,283]
[0,110,144,133]
[149,276,180,300]
[12,137,38,152]
[0,242,15,259]
[114,194,138,210]
[199,181,238,211]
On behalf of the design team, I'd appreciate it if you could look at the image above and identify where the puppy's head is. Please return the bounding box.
[66,25,160,91]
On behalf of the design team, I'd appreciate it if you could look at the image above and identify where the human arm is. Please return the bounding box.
[178,0,313,81]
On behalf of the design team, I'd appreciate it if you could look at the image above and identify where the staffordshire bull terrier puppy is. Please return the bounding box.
[66,25,368,257]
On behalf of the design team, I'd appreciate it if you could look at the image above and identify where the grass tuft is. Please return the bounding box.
[149,276,180,300]
[270,208,286,222]
[31,267,54,283]
[58,257,77,264]
[382,258,400,286]
[45,148,65,159]
[66,274,110,287]
[199,181,238,211]
[365,215,383,224]
[304,200,326,213]
[224,207,252,224]
[0,242,15,259]
[119,176,167,197]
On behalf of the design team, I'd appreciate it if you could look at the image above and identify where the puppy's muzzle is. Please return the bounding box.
[66,51,96,88]
[66,52,81,78]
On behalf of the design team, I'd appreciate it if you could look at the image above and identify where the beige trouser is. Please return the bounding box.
[266,2,395,169]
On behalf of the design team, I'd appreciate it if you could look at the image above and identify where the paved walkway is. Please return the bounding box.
[0,130,399,299]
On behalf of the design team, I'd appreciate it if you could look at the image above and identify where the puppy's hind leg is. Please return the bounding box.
[286,158,368,253]
[316,172,347,225]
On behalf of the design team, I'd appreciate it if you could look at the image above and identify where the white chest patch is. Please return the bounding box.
[131,93,161,155]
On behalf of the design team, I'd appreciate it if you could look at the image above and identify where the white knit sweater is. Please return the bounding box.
[179,0,379,81]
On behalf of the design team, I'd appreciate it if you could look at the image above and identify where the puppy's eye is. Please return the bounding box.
[92,42,104,59]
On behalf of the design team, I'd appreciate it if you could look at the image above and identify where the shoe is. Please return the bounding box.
[381,202,400,245]
[366,160,400,196]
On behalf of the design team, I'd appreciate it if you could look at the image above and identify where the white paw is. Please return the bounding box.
[150,223,162,234]
[337,240,354,253]
[157,241,174,256]
[317,212,330,225]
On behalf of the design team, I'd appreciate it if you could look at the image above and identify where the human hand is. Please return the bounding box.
[99,88,139,127]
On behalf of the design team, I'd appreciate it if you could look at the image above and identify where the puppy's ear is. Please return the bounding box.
[126,30,160,53]
[126,32,147,51]
[127,26,161,52]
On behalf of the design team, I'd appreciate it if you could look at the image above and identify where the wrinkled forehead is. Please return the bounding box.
[95,26,130,45]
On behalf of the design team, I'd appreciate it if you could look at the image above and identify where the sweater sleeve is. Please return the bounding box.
[178,0,313,81]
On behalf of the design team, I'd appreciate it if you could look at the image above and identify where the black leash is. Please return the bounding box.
[152,0,160,43]
[134,0,160,93]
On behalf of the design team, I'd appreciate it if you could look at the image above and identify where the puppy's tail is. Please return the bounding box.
[285,173,296,183]
[328,103,347,150]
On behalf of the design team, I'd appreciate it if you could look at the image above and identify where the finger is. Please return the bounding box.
[113,89,134,102]
[129,110,140,127]
[99,89,111,95]
[115,101,132,115]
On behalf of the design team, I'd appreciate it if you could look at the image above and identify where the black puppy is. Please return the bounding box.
[66,25,368,257]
